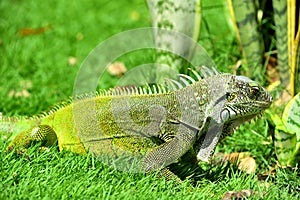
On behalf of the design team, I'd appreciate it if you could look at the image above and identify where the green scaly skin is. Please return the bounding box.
[1,68,272,179]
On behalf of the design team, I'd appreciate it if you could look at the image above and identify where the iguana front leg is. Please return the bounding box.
[142,125,197,172]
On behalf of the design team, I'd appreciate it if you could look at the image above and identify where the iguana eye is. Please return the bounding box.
[226,92,236,102]
[248,86,260,99]
[248,83,260,93]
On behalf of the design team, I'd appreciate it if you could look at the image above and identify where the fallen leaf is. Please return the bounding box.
[18,25,52,36]
[238,156,256,174]
[264,52,279,83]
[107,62,127,76]
[8,89,31,98]
[68,57,78,66]
[216,152,256,174]
[18,89,31,97]
[222,189,266,200]
[222,152,250,162]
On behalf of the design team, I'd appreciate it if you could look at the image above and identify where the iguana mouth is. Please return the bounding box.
[252,99,273,108]
[222,98,272,122]
[235,113,260,124]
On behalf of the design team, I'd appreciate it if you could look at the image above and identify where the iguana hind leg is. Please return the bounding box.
[7,125,57,152]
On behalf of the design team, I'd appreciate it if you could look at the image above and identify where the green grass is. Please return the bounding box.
[0,0,299,199]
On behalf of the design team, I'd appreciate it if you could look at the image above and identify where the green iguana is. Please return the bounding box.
[0,67,272,178]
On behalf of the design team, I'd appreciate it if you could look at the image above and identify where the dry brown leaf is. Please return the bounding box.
[217,152,256,174]
[264,52,294,106]
[107,62,127,76]
[18,89,31,97]
[222,189,252,200]
[8,80,32,98]
[68,57,78,66]
[222,189,266,200]
[264,53,279,83]
[18,25,52,36]
[222,152,250,162]
[238,156,256,174]
[8,89,31,98]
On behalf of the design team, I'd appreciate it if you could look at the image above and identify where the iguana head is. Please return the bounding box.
[219,75,272,125]
[195,74,272,162]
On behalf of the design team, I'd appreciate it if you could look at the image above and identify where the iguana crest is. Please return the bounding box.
[107,66,219,96]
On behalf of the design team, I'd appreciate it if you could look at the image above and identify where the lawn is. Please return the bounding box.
[0,0,299,199]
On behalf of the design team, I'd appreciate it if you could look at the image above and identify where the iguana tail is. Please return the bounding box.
[0,113,32,140]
